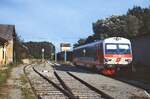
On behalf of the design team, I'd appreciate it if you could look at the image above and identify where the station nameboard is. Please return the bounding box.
[60,43,71,51]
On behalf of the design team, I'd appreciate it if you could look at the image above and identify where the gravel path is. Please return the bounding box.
[54,64,150,99]
[26,63,68,99]
[0,64,34,99]
[69,71,149,99]
[55,70,102,98]
[7,64,27,99]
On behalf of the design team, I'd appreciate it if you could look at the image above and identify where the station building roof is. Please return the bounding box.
[0,24,16,41]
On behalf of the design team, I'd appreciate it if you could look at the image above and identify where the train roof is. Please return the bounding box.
[74,37,131,50]
[104,37,131,44]
[74,40,103,50]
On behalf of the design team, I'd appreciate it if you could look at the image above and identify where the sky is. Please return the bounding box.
[0,0,149,51]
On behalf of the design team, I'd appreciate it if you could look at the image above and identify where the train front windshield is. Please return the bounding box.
[105,44,131,54]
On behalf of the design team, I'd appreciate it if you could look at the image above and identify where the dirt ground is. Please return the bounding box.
[0,64,34,99]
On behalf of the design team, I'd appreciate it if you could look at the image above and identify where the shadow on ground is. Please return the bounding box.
[53,64,96,74]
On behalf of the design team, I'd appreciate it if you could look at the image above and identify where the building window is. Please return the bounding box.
[3,47,4,59]
[3,47,6,59]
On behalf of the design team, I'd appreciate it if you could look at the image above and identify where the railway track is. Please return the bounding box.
[23,64,42,99]
[24,62,113,99]
[53,64,150,99]
[54,70,112,99]
[74,64,150,95]
[33,67,77,99]
[24,63,69,99]
[24,62,150,99]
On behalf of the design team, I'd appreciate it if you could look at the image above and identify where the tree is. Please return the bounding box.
[74,6,150,47]
[85,35,95,44]
[73,38,86,48]
[93,15,129,38]
[24,41,55,59]
[140,7,150,35]
[14,34,29,62]
[127,6,143,19]
[127,15,141,37]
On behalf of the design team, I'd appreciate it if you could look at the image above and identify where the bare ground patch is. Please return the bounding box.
[0,64,35,99]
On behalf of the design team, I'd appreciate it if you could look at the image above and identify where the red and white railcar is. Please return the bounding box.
[73,37,133,75]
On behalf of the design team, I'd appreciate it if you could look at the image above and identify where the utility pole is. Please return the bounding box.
[60,43,71,63]
[64,50,67,62]
[54,45,57,62]
[42,48,44,62]
[55,52,57,62]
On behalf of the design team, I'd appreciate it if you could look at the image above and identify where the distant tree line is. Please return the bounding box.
[14,34,55,62]
[14,34,29,63]
[24,41,55,59]
[74,6,150,47]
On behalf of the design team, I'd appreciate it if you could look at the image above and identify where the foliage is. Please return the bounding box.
[14,34,29,62]
[73,38,86,48]
[74,6,150,47]
[24,41,55,59]
[14,34,55,61]
[93,15,129,38]
[0,63,18,99]
[20,74,36,99]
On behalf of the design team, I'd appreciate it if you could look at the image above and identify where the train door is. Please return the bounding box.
[96,43,104,69]
[99,43,104,64]
[96,44,100,63]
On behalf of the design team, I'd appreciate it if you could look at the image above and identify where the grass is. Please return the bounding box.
[0,63,16,85]
[0,62,36,99]
[20,74,36,99]
[0,63,18,98]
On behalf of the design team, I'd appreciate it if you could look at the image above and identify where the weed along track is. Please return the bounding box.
[32,63,107,99]
[53,63,150,99]
[24,62,113,99]
[24,63,69,99]
[54,70,106,99]
[23,62,150,99]
[33,67,76,99]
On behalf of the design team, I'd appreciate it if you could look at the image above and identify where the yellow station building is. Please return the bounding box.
[0,24,16,65]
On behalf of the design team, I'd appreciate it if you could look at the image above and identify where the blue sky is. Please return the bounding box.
[0,0,149,51]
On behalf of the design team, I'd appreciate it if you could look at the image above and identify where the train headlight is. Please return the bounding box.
[125,59,132,63]
[104,58,112,62]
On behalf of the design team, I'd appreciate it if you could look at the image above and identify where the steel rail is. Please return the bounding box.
[23,64,42,99]
[54,71,76,97]
[33,67,77,99]
[67,72,114,99]
[76,65,150,94]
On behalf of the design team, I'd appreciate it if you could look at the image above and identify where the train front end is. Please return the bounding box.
[102,37,133,75]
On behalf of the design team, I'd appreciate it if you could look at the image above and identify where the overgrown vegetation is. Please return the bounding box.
[14,34,55,61]
[20,74,35,99]
[24,41,55,59]
[74,6,150,47]
[14,34,30,63]
[0,63,16,85]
